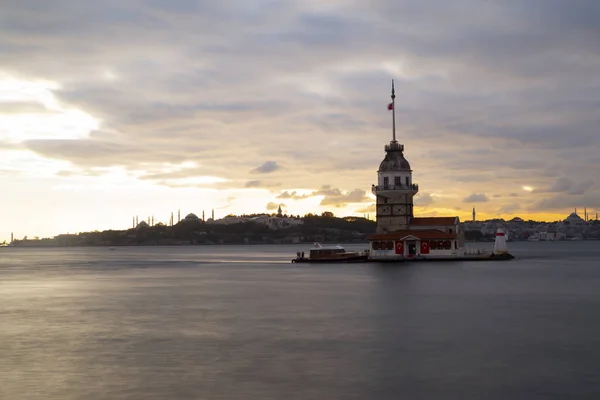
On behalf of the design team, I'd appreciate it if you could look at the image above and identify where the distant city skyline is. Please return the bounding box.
[1,1,599,241]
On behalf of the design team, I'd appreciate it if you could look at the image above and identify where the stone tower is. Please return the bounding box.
[372,80,418,234]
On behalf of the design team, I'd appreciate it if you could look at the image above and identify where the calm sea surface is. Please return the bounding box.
[1,241,600,399]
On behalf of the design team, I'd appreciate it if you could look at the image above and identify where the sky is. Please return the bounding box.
[1,0,599,241]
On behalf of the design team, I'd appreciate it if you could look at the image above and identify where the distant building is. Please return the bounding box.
[136,221,149,230]
[565,210,585,226]
[182,213,200,223]
[212,214,304,230]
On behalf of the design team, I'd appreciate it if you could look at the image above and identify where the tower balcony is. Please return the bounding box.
[385,142,404,152]
[372,183,419,195]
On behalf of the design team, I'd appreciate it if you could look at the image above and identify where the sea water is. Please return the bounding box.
[1,241,599,399]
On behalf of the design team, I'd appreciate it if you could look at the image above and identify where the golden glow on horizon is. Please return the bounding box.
[522,186,534,192]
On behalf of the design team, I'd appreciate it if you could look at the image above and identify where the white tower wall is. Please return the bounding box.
[493,228,508,254]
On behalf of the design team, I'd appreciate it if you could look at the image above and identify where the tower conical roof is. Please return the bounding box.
[378,142,411,172]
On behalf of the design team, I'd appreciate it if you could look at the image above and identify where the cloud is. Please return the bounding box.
[355,204,376,213]
[265,202,285,211]
[463,193,490,203]
[312,186,371,207]
[24,139,136,166]
[535,177,594,196]
[533,193,600,211]
[414,192,434,206]
[277,190,310,200]
[275,186,371,207]
[0,101,51,114]
[498,203,521,214]
[245,180,262,188]
[250,161,282,174]
[245,180,281,189]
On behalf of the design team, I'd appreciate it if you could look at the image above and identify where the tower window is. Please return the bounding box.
[405,177,409,186]
[383,177,389,189]
[394,176,401,187]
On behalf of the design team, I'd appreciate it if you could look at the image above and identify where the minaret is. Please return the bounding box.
[212,209,215,221]
[136,216,139,226]
[132,217,135,229]
[10,232,13,243]
[472,207,476,222]
[584,207,587,222]
[202,210,205,222]
[372,80,419,233]
[170,212,173,226]
[178,209,181,223]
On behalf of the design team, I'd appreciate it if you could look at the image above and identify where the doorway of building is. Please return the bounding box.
[408,242,417,256]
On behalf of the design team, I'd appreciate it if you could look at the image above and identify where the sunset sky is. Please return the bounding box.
[1,0,599,241]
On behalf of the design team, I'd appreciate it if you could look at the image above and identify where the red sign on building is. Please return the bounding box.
[420,241,430,254]
[395,241,404,254]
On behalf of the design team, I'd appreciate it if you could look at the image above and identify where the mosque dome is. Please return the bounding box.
[183,213,200,222]
[565,212,584,223]
[136,221,149,229]
[378,142,412,172]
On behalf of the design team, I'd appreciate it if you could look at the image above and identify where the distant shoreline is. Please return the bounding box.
[3,238,599,249]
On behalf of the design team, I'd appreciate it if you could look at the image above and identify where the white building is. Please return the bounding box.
[210,214,304,230]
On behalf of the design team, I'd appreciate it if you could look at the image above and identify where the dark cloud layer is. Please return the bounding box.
[464,193,490,203]
[415,192,434,206]
[274,186,370,208]
[317,187,370,207]
[536,177,595,196]
[251,161,282,174]
[277,191,310,200]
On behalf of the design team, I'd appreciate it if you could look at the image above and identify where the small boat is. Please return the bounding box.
[292,243,369,263]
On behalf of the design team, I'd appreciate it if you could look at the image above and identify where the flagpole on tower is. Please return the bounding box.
[391,79,396,142]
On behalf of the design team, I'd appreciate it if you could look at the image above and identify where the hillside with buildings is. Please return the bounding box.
[464,210,599,241]
[5,209,598,248]
[6,212,377,247]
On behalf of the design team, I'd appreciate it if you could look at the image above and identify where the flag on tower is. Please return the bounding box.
[387,102,393,110]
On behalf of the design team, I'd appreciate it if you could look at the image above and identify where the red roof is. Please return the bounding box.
[410,217,458,226]
[368,229,456,240]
